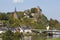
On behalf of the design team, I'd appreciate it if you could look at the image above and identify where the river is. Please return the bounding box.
[0,36,49,40]
[0,34,60,40]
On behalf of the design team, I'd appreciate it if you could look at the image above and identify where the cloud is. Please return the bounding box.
[13,0,23,3]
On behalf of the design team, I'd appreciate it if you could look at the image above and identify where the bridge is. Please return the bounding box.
[31,28,60,38]
[31,29,60,35]
[43,30,60,32]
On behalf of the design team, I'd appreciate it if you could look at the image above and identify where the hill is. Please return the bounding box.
[0,7,60,30]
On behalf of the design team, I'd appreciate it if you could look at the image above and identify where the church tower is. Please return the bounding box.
[13,7,18,19]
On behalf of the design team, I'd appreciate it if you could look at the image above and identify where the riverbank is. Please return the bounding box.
[47,38,60,40]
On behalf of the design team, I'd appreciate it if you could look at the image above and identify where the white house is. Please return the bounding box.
[24,13,27,16]
[24,29,32,33]
[46,25,50,30]
[31,13,34,16]
[19,27,32,33]
[0,31,3,34]
[0,30,6,34]
[19,28,24,33]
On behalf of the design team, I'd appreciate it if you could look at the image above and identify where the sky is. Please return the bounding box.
[0,0,60,21]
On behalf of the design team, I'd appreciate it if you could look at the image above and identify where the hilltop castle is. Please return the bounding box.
[13,6,42,21]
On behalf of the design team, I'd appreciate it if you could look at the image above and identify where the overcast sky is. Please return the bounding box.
[0,0,60,21]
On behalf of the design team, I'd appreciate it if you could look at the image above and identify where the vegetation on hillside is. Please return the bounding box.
[0,7,60,30]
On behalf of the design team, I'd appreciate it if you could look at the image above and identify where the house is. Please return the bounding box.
[0,23,3,27]
[18,27,32,33]
[10,28,16,33]
[22,27,32,33]
[46,25,50,30]
[0,27,8,34]
[24,29,32,33]
[0,30,4,34]
[19,27,24,33]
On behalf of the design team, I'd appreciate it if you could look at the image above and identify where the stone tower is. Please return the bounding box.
[13,7,18,19]
[37,6,42,13]
[37,6,42,18]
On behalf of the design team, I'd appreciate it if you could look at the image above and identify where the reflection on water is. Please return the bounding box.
[31,36,46,40]
[23,36,31,40]
[21,36,47,40]
[0,36,47,40]
[21,34,60,40]
[0,35,60,40]
[53,32,60,38]
[0,38,2,40]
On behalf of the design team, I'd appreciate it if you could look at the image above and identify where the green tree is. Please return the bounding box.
[2,30,14,40]
[0,13,8,20]
[13,32,23,40]
[49,18,60,30]
[9,18,20,28]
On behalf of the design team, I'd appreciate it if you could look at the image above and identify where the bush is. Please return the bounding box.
[13,32,23,40]
[2,30,23,40]
[2,30,14,40]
